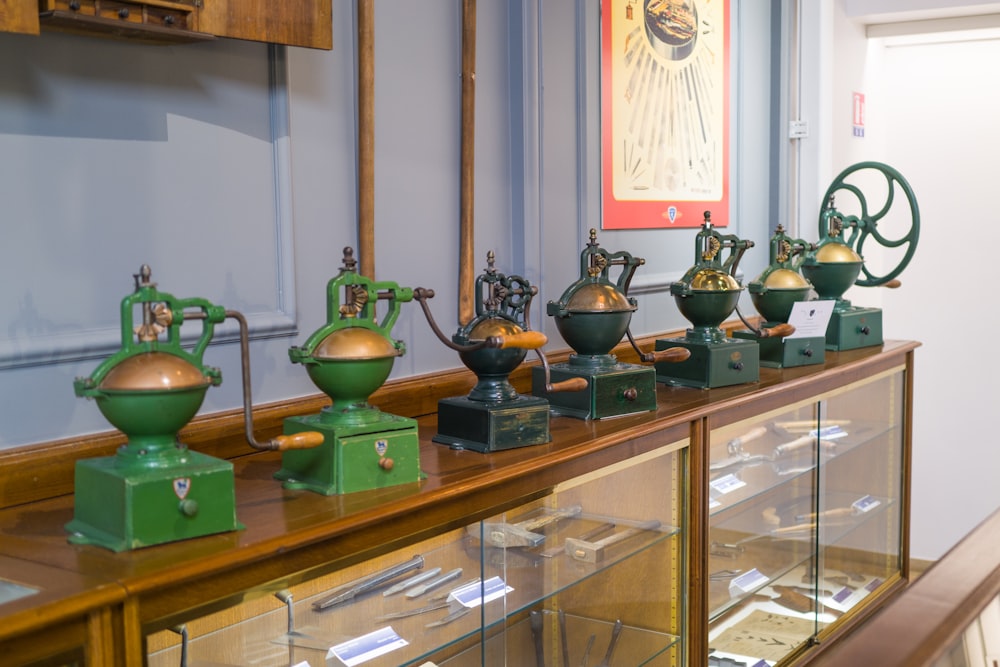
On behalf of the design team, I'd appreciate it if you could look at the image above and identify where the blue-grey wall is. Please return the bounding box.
[0,0,776,449]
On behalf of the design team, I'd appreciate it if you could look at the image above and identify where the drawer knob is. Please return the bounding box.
[118,7,129,18]
[379,457,394,471]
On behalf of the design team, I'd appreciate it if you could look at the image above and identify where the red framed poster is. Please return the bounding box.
[601,0,730,229]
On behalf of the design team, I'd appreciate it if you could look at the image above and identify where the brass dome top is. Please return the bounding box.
[564,282,635,313]
[469,317,522,340]
[99,352,211,392]
[815,243,862,264]
[313,327,400,361]
[763,267,811,290]
[689,268,740,292]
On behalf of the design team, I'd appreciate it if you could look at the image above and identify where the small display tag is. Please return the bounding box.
[710,473,747,495]
[729,568,769,596]
[811,424,848,440]
[865,577,884,593]
[832,587,854,604]
[327,626,408,666]
[709,497,722,509]
[852,495,881,514]
[450,576,512,608]
[786,300,834,339]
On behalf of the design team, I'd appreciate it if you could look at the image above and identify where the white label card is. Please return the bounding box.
[450,576,512,608]
[852,494,881,513]
[327,626,408,666]
[710,473,747,495]
[729,568,769,596]
[786,300,835,339]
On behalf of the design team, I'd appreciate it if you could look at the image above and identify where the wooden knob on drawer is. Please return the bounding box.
[379,457,394,471]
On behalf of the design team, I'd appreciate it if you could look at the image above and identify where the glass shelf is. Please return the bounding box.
[439,610,681,666]
[709,419,898,517]
[149,503,679,667]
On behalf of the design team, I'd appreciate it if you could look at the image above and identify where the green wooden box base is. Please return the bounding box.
[66,448,240,552]
[732,330,826,368]
[826,307,883,351]
[434,394,550,452]
[530,362,656,420]
[654,336,759,389]
[275,411,421,496]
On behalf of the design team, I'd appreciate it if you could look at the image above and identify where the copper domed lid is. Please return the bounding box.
[469,317,522,340]
[690,268,741,291]
[99,352,211,392]
[564,282,635,313]
[312,327,400,361]
[815,243,862,264]
[763,268,810,290]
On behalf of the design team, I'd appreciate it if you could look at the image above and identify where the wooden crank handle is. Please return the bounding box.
[883,279,902,289]
[493,330,547,350]
[547,377,589,393]
[649,346,691,363]
[759,323,795,339]
[267,431,325,451]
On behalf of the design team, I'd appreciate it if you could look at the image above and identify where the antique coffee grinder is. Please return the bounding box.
[68,265,321,551]
[415,251,582,452]
[532,229,689,419]
[732,225,823,368]
[275,248,424,495]
[656,211,759,388]
[800,162,920,351]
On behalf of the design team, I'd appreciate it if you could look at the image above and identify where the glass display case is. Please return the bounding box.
[705,365,908,666]
[145,440,687,667]
[0,341,917,666]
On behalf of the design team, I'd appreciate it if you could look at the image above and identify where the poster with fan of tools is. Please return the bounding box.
[601,0,730,229]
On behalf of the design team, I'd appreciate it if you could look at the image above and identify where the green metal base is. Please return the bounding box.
[66,447,241,552]
[530,357,656,420]
[732,330,826,368]
[826,306,883,351]
[275,410,421,496]
[434,394,550,452]
[654,336,759,389]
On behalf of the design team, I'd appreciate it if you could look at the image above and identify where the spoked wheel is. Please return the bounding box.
[820,161,920,287]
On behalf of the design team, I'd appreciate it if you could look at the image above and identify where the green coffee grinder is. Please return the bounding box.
[800,162,920,351]
[532,229,689,419]
[275,248,422,495]
[414,251,582,452]
[732,225,823,368]
[656,211,759,388]
[68,265,321,551]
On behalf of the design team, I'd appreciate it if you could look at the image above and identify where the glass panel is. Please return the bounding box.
[707,399,822,666]
[816,367,905,621]
[489,440,685,666]
[146,438,686,667]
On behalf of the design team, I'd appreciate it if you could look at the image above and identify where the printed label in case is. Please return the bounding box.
[729,568,769,596]
[852,495,881,513]
[451,576,512,608]
[328,626,408,666]
[710,473,746,495]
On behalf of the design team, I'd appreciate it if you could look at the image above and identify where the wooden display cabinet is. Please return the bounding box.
[0,339,918,665]
[0,0,331,48]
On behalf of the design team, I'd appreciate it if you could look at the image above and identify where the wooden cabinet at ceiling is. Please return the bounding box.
[0,0,332,49]
[0,0,40,34]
